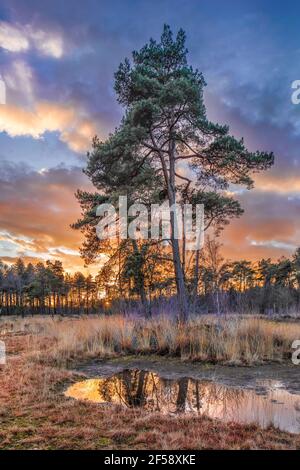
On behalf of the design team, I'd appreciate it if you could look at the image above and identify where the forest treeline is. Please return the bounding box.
[0,259,98,316]
[1,240,300,316]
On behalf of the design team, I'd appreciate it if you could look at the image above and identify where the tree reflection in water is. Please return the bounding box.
[96,369,244,414]
[64,370,300,433]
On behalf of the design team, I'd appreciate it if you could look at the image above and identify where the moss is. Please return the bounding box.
[98,436,113,446]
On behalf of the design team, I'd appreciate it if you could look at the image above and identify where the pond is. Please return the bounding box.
[65,364,300,434]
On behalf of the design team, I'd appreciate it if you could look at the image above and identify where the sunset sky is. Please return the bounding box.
[0,0,300,273]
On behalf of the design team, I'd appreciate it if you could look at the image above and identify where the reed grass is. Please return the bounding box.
[1,314,299,365]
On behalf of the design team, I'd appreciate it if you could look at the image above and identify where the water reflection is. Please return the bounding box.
[65,369,300,434]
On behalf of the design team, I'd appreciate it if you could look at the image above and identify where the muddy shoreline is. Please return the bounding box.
[71,356,300,394]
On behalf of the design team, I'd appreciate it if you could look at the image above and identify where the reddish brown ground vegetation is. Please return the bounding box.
[0,326,300,450]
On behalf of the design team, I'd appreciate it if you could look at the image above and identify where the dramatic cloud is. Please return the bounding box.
[0,101,98,152]
[0,0,300,266]
[4,60,35,105]
[0,162,97,272]
[220,189,300,261]
[0,22,29,53]
[0,21,64,58]
[1,58,101,153]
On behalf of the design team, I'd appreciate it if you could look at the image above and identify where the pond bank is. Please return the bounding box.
[65,357,300,434]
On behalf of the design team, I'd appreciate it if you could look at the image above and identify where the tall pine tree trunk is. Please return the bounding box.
[168,136,189,323]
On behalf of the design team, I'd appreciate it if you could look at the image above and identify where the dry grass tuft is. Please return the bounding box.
[1,314,298,365]
[1,316,300,449]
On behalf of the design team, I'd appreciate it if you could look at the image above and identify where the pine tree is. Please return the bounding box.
[75,25,274,321]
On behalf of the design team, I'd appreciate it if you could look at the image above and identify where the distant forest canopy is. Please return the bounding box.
[1,239,300,316]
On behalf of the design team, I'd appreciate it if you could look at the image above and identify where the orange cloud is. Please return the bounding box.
[0,101,97,152]
[254,173,300,194]
[0,165,100,274]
